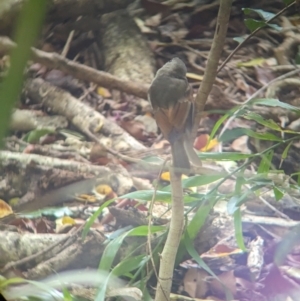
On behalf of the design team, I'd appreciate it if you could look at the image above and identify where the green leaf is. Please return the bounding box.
[112,255,147,277]
[234,209,246,251]
[244,129,283,141]
[244,18,267,32]
[99,232,129,272]
[274,224,300,266]
[176,194,219,265]
[187,195,218,240]
[23,128,55,143]
[95,277,109,301]
[245,175,273,186]
[273,186,284,202]
[19,206,73,219]
[251,184,268,197]
[183,233,216,276]
[182,174,224,188]
[0,0,47,146]
[82,199,115,239]
[99,225,164,272]
[127,225,165,236]
[283,0,295,5]
[244,19,281,32]
[198,152,253,161]
[257,150,274,174]
[120,190,171,202]
[227,191,249,215]
[141,287,153,301]
[151,185,198,204]
[219,128,247,142]
[243,112,282,131]
[249,98,300,114]
[183,195,203,203]
[243,8,275,21]
[282,141,294,160]
[210,113,229,140]
[0,277,26,289]
[62,287,73,301]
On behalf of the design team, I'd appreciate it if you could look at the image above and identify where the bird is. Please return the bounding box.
[148,57,202,173]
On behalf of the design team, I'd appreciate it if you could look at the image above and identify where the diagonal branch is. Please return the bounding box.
[193,0,233,138]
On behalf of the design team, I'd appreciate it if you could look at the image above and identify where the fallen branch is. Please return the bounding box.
[24,78,146,151]
[0,36,149,99]
[0,150,133,214]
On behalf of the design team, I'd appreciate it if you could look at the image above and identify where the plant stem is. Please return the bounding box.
[193,0,233,139]
[154,168,184,301]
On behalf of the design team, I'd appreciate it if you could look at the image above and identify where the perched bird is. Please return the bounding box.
[148,57,201,173]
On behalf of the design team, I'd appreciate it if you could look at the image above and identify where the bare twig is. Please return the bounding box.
[61,30,75,58]
[193,0,233,138]
[1,224,84,273]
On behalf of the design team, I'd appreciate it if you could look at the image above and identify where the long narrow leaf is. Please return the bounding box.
[233,209,246,251]
[182,174,224,188]
[210,113,229,139]
[244,112,282,131]
[257,150,274,174]
[112,255,147,277]
[187,197,218,240]
[249,98,300,114]
[82,199,115,238]
[120,190,172,202]
[198,152,253,160]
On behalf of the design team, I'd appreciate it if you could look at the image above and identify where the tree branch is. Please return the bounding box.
[193,0,233,137]
[0,36,149,99]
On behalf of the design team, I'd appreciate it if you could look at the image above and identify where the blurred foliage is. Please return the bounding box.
[0,0,46,146]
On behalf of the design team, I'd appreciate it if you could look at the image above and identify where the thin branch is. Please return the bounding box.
[193,0,233,137]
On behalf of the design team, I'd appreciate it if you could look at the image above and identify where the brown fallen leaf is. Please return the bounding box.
[120,119,149,141]
[183,268,209,298]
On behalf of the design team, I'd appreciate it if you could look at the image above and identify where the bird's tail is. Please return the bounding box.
[171,138,190,174]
